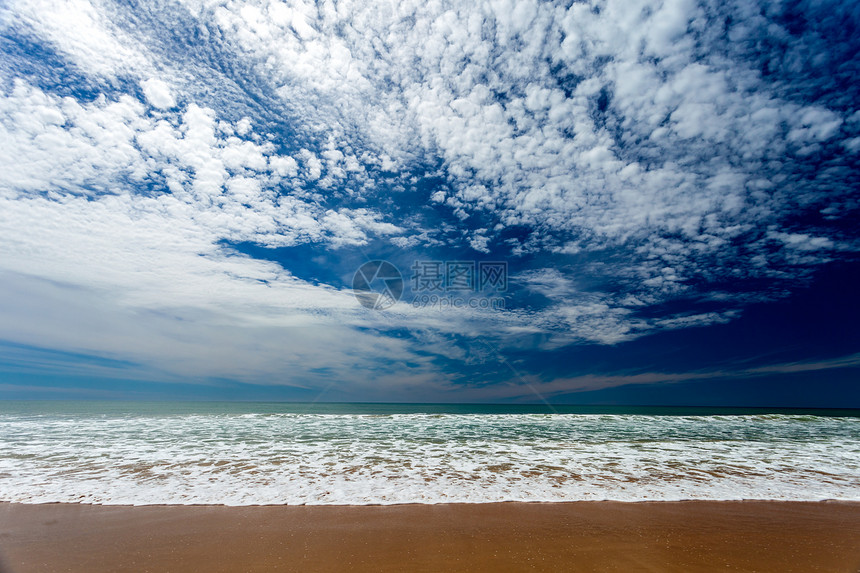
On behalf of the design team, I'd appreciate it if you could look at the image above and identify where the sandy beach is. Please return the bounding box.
[1,501,858,572]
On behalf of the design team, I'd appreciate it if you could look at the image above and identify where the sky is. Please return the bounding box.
[0,0,858,406]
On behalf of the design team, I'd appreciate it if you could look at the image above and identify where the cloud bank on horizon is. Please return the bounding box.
[0,0,858,402]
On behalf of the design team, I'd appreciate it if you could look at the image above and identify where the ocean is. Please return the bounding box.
[0,401,858,505]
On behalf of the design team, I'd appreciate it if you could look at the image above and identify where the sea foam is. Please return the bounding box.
[1,411,858,505]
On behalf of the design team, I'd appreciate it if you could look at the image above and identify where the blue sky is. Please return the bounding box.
[0,0,858,405]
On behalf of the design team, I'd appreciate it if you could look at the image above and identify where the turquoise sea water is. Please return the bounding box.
[3,401,859,416]
[0,401,858,505]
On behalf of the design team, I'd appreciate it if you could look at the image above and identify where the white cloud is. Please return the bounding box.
[516,269,577,301]
[3,0,155,79]
[468,231,490,253]
[0,79,436,388]
[141,78,176,110]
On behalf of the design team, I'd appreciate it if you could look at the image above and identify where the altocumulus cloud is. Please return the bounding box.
[0,0,858,401]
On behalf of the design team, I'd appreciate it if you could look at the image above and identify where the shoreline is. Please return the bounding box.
[2,500,859,572]
[1,497,859,506]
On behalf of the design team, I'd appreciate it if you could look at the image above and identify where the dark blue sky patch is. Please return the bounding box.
[511,259,860,384]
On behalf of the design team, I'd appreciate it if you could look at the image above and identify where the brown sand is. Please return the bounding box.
[0,501,859,572]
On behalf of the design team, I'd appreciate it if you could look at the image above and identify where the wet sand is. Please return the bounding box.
[1,501,859,572]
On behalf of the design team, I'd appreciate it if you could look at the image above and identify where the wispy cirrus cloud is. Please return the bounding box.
[477,353,860,402]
